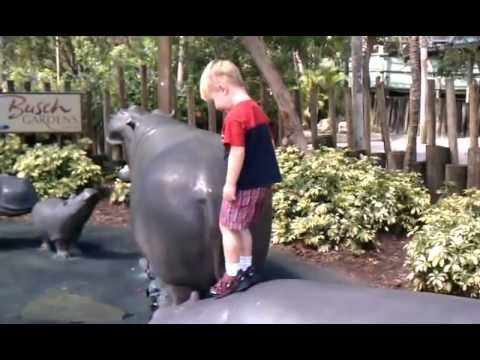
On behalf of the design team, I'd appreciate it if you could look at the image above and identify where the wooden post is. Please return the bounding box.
[468,80,480,188]
[351,36,365,152]
[208,100,217,133]
[117,65,127,108]
[115,64,126,161]
[158,36,172,113]
[86,92,96,155]
[387,151,405,170]
[7,80,15,92]
[435,98,442,136]
[187,85,196,127]
[278,115,283,146]
[294,89,303,127]
[141,64,148,110]
[403,100,410,134]
[64,81,71,92]
[468,148,480,189]
[469,81,479,148]
[426,145,451,203]
[103,88,112,159]
[309,86,318,149]
[344,86,353,149]
[375,79,391,154]
[446,78,459,164]
[461,103,468,137]
[426,79,436,146]
[328,87,337,148]
[259,81,265,107]
[445,164,467,194]
[363,88,371,154]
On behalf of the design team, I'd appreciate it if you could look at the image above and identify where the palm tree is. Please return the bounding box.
[404,36,421,171]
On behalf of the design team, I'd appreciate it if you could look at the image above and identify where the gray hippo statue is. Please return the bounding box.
[106,106,272,304]
[149,279,480,324]
[0,175,38,216]
[32,188,100,258]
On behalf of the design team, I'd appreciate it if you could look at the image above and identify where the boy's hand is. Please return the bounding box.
[223,183,237,202]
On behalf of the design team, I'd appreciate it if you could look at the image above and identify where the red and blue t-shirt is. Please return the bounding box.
[222,99,282,190]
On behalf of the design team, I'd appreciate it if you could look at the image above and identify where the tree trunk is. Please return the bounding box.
[362,36,373,154]
[103,88,112,158]
[141,64,148,110]
[446,77,459,165]
[469,81,479,149]
[344,86,353,149]
[426,79,436,146]
[177,36,185,92]
[115,65,125,161]
[328,87,337,147]
[419,36,429,144]
[240,36,308,151]
[376,79,391,153]
[208,100,217,133]
[403,36,421,171]
[309,86,319,149]
[117,64,127,108]
[187,85,196,127]
[351,36,365,152]
[158,36,172,113]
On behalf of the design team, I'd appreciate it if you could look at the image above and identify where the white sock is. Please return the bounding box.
[225,262,240,276]
[240,256,252,271]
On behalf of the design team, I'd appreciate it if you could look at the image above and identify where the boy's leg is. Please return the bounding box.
[209,224,243,298]
[239,229,253,271]
[220,225,241,276]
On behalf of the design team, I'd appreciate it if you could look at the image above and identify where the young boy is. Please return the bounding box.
[199,60,282,298]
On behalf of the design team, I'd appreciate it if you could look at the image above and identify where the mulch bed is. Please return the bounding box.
[1,199,411,290]
[272,233,411,289]
[91,202,411,289]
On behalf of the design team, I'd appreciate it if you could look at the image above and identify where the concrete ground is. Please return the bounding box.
[0,220,354,324]
[2,220,480,324]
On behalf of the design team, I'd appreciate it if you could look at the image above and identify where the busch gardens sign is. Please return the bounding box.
[0,93,82,133]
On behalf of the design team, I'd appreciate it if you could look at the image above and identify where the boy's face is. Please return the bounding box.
[209,83,233,112]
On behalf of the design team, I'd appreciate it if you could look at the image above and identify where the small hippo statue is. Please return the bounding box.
[32,188,100,258]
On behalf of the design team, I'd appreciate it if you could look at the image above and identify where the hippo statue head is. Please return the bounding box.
[106,106,147,147]
[106,106,177,165]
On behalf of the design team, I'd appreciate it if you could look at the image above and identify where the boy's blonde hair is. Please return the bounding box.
[199,60,245,101]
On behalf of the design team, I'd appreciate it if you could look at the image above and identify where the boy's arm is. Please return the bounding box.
[224,146,245,202]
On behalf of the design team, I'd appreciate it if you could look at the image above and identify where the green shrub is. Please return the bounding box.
[13,141,103,199]
[0,134,28,174]
[405,189,480,298]
[110,178,131,205]
[272,146,430,254]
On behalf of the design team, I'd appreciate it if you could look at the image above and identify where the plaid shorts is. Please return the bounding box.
[219,187,271,230]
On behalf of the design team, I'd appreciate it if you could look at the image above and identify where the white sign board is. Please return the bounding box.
[0,93,82,133]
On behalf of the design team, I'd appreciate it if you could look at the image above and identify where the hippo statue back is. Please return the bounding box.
[107,107,272,304]
[0,175,39,216]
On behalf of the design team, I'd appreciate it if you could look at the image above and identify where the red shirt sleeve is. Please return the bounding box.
[223,114,245,147]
